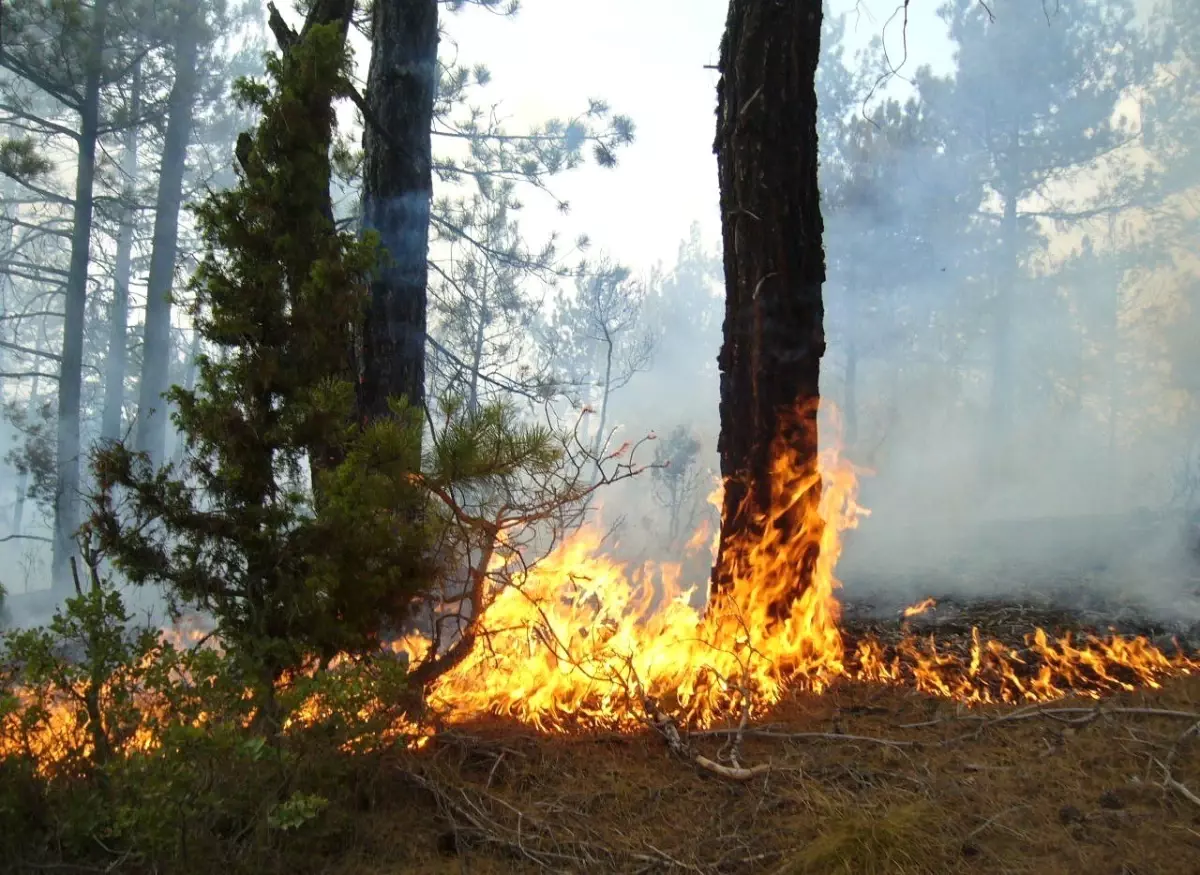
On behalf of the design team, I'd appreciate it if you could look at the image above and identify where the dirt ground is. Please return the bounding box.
[319,670,1200,875]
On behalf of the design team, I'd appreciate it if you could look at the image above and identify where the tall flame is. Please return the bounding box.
[4,410,1198,769]
[422,425,1197,727]
[426,436,861,728]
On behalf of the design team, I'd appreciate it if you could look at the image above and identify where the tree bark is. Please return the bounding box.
[359,0,438,425]
[103,59,141,443]
[710,0,827,603]
[52,0,109,590]
[136,15,199,466]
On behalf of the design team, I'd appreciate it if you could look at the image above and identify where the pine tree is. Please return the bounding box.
[930,0,1152,451]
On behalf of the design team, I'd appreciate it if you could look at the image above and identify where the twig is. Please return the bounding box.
[643,697,770,782]
[901,706,1200,730]
[694,728,917,748]
[1157,720,1200,809]
[964,804,1030,842]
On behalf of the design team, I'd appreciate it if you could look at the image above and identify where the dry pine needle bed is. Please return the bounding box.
[322,673,1200,875]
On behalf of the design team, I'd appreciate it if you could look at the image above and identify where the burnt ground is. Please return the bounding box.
[839,588,1200,653]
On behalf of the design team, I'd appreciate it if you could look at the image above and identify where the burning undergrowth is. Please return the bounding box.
[5,434,1200,774]
[4,431,1200,873]
[410,438,1199,733]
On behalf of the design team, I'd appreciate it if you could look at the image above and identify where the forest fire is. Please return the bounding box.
[5,432,1200,773]
[418,435,1200,729]
[4,434,1199,776]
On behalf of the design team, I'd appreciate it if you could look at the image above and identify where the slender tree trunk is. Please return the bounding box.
[171,329,202,467]
[710,0,826,603]
[53,0,109,590]
[103,60,141,443]
[14,320,49,537]
[467,269,489,412]
[136,19,199,465]
[359,0,438,426]
[592,334,614,459]
[1106,215,1121,475]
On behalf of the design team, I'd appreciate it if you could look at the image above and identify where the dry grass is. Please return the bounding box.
[297,673,1200,875]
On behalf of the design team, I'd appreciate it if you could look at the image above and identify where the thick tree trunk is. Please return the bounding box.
[103,60,141,443]
[359,0,438,424]
[136,19,199,466]
[52,0,109,589]
[710,0,826,602]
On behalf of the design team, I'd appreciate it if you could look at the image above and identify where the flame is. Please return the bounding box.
[4,405,1199,769]
[903,597,938,618]
[416,417,1198,727]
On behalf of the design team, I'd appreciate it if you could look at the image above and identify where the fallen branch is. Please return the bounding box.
[1157,720,1200,809]
[400,767,702,871]
[694,727,917,748]
[643,697,770,782]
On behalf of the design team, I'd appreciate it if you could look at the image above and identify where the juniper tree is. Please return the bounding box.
[86,16,576,726]
[87,21,435,728]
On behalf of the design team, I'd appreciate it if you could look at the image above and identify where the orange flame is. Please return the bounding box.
[903,597,938,618]
[415,418,1197,727]
[5,406,1199,768]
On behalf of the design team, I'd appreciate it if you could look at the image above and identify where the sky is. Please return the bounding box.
[437,0,957,275]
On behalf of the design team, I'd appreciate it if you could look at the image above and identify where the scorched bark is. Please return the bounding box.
[710,0,827,604]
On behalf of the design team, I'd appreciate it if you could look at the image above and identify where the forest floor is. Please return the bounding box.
[306,602,1200,875]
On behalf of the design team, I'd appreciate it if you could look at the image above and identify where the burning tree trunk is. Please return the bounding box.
[710,1,827,604]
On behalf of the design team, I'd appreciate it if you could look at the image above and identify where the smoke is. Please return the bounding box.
[586,0,1200,629]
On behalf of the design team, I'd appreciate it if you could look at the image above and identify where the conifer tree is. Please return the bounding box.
[87,20,434,726]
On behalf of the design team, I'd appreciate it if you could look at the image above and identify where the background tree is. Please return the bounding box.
[928,0,1152,459]
[542,258,654,465]
[89,19,434,726]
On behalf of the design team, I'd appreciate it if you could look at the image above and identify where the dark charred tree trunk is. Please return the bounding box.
[136,15,200,466]
[359,0,438,425]
[103,60,141,443]
[53,0,109,590]
[710,0,826,603]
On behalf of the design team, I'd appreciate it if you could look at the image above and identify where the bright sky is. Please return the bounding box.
[438,0,957,274]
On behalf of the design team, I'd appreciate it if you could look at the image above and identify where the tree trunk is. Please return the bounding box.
[359,0,438,425]
[592,331,614,460]
[52,0,109,590]
[14,320,50,537]
[709,0,826,604]
[135,18,199,466]
[467,266,488,412]
[103,60,141,444]
[171,329,202,467]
